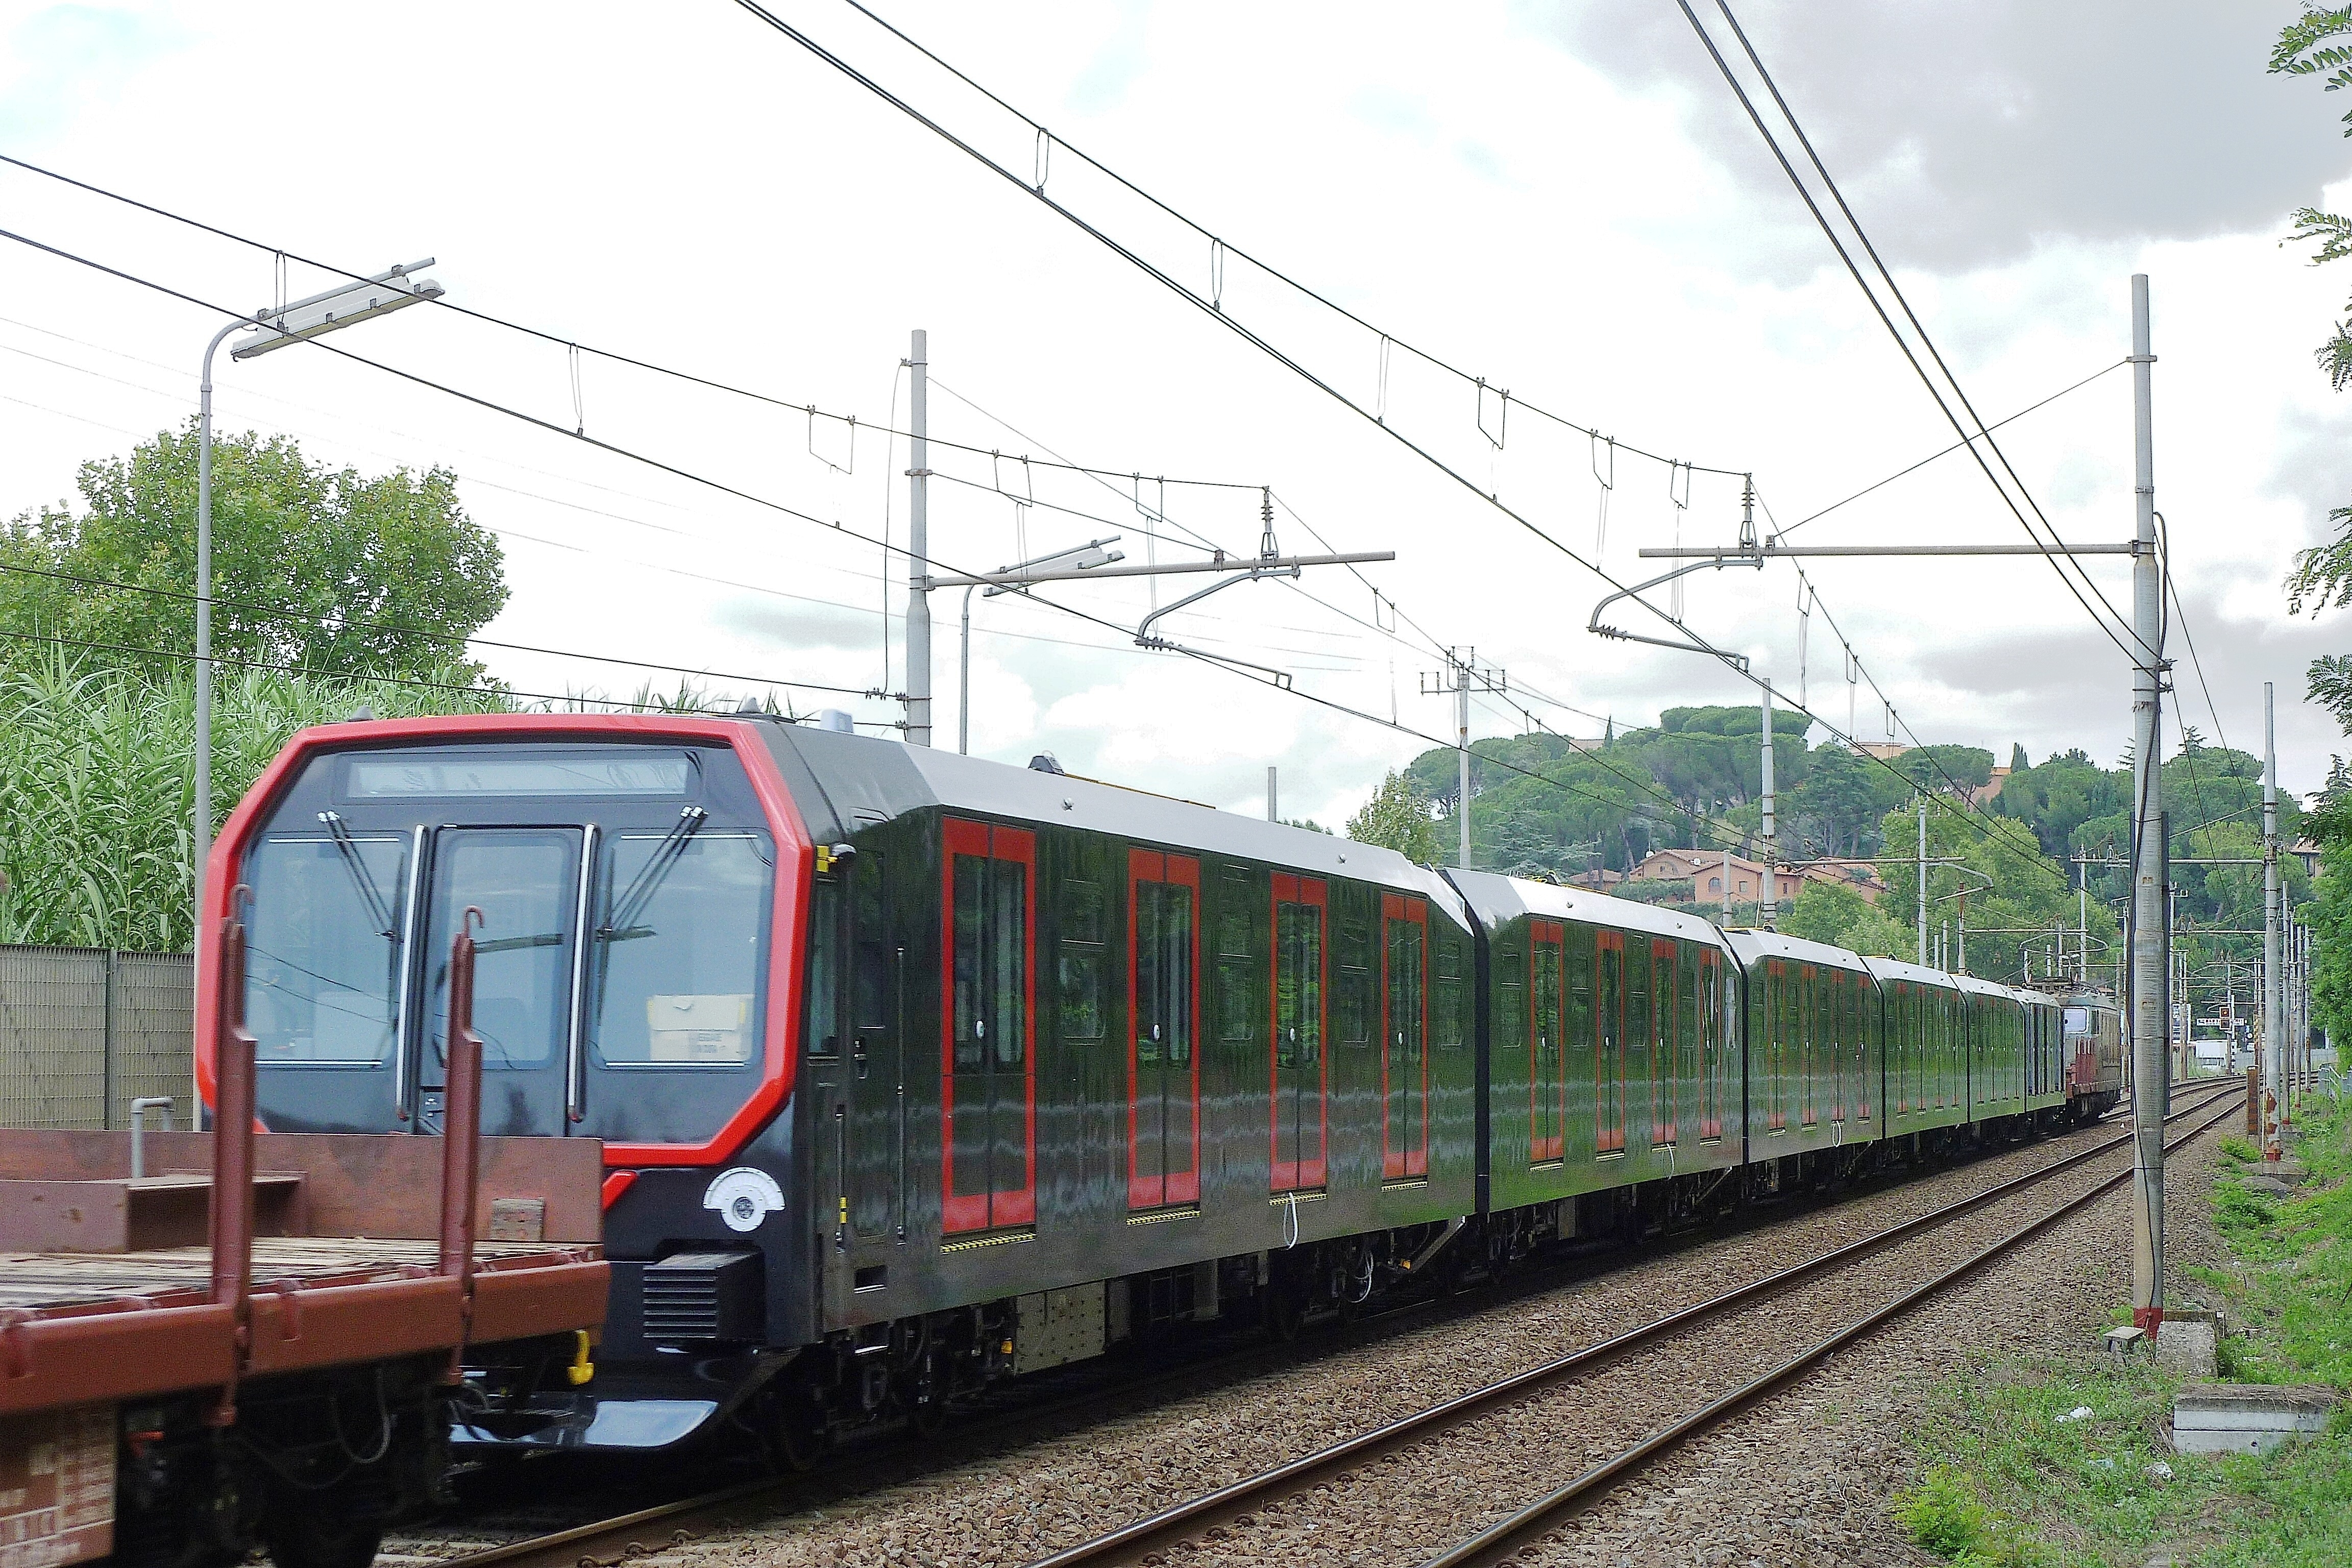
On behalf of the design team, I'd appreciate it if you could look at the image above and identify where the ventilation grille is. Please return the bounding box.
[643,1251,761,1342]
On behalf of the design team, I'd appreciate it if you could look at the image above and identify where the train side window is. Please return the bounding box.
[1058,876,1107,1042]
[1337,904,1373,1047]
[806,876,842,1057]
[1433,925,1464,1050]
[852,849,890,1032]
[1496,946,1526,1059]
[1568,926,1594,1052]
[1216,870,1260,1044]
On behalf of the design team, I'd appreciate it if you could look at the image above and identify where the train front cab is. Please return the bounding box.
[208,715,819,1453]
[1861,958,1967,1143]
[1723,931,1884,1177]
[1450,872,1742,1237]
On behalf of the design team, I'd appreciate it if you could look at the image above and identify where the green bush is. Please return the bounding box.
[1898,1468,1991,1557]
[2219,1134,2260,1163]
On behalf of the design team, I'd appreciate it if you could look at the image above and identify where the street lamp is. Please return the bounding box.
[193,259,443,964]
[958,536,1123,754]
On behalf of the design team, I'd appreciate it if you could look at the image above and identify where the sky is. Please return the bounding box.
[3,1,2351,829]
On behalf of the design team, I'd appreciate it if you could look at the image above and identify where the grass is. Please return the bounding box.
[0,651,786,952]
[1898,1097,2352,1566]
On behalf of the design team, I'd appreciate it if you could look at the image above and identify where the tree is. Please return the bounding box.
[1779,879,1874,946]
[0,421,506,682]
[1346,769,1441,864]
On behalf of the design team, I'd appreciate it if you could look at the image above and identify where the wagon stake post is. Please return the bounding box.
[439,907,488,1377]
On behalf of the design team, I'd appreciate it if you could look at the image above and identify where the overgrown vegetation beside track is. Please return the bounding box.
[0,654,507,950]
[1897,1099,2352,1566]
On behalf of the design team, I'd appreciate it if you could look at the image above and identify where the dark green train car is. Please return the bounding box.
[1450,872,1743,1221]
[1724,932,1882,1160]
[1865,956,1969,1137]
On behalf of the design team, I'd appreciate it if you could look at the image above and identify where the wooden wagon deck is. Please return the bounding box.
[0,1130,608,1417]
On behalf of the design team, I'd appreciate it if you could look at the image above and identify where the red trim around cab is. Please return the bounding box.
[196,714,813,1170]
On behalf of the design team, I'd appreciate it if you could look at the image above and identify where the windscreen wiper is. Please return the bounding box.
[600,805,707,941]
[318,812,397,938]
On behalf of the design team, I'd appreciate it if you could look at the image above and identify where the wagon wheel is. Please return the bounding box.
[262,1502,384,1568]
[767,1383,833,1473]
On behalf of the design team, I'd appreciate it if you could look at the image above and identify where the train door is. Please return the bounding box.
[1697,946,1723,1140]
[1595,929,1626,1154]
[849,845,904,1241]
[942,819,1036,1235]
[1380,894,1428,1180]
[1128,849,1200,1211]
[1271,874,1327,1191]
[417,826,580,1136]
[1651,938,1677,1146]
[1567,926,1596,1158]
[1530,921,1565,1164]
[1800,964,1819,1129]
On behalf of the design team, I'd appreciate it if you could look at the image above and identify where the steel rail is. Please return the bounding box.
[429,1089,2226,1568]
[1023,1086,2238,1568]
[1423,1093,2245,1568]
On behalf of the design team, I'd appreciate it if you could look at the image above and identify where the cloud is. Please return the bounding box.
[1538,1,2352,273]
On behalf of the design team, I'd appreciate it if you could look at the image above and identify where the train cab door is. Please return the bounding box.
[1271,874,1328,1192]
[415,825,584,1136]
[848,845,906,1243]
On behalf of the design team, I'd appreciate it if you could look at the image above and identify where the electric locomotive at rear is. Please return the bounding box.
[202,712,2087,1460]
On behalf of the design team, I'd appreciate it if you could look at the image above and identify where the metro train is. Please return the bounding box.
[199,713,2127,1462]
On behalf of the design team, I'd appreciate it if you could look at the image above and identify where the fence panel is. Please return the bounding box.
[0,946,109,1131]
[109,951,193,1130]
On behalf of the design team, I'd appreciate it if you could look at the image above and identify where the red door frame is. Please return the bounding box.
[939,818,1037,1235]
[1128,847,1203,1210]
[1528,919,1565,1164]
[1379,893,1429,1180]
[1269,873,1330,1192]
[1595,928,1626,1154]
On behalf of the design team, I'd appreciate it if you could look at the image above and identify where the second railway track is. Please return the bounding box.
[1032,1088,2244,1568]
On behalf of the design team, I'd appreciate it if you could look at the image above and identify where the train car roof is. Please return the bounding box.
[1859,955,1965,993]
[765,723,1471,922]
[1721,929,1874,974]
[1954,973,2026,1003]
[1445,869,1735,951]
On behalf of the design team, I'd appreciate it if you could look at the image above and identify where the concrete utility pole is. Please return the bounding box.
[1421,649,1506,870]
[905,329,933,747]
[2264,682,2284,1158]
[1759,683,1778,928]
[1917,796,1930,967]
[2126,274,2170,1336]
[1267,766,1278,824]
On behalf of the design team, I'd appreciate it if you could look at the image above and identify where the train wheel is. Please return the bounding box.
[1261,1262,1310,1342]
[905,1349,952,1441]
[261,1502,383,1568]
[767,1385,832,1474]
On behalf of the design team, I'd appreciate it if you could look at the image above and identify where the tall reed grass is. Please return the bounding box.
[0,655,506,951]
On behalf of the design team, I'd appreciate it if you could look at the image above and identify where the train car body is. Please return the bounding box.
[202,714,2095,1460]
[2059,990,2126,1120]
[1722,931,1882,1162]
[1451,872,1743,1221]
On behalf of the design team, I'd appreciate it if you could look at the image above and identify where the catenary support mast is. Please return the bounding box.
[905,329,933,747]
[2127,275,2169,1335]
[2265,681,2284,1158]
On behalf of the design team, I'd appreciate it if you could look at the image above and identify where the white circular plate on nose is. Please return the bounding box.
[703,1166,785,1232]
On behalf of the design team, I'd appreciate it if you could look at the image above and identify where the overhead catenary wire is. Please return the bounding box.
[0,151,1265,496]
[0,169,2082,886]
[1676,0,2140,664]
[720,0,2099,878]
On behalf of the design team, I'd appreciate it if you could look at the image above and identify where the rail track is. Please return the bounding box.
[1032,1088,2245,1568]
[394,1087,2237,1568]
